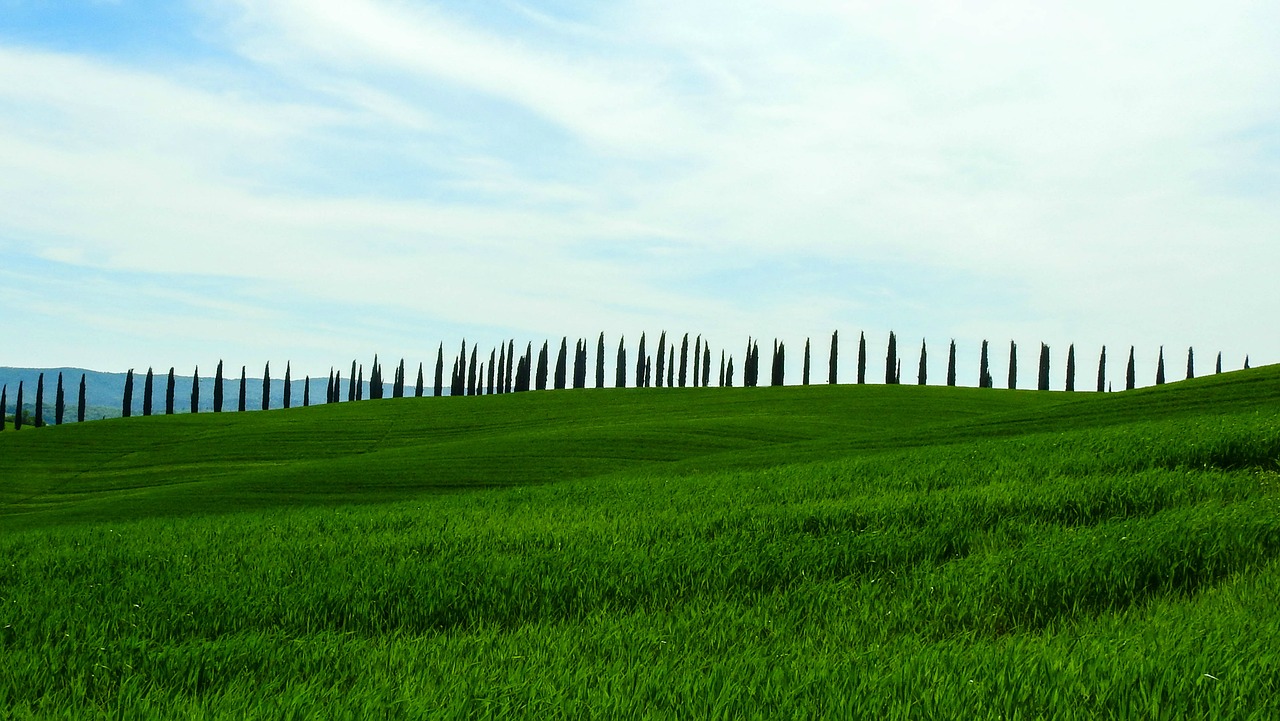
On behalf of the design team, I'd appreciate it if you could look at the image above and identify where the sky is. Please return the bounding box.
[2,0,1278,388]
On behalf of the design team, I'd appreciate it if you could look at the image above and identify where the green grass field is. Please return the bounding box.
[3,370,1280,718]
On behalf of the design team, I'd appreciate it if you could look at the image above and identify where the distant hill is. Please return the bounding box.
[0,367,398,421]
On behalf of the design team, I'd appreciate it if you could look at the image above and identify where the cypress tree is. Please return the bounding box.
[1215,352,1223,375]
[450,359,459,396]
[1096,347,1107,393]
[1065,344,1076,392]
[357,365,364,400]
[1,384,6,431]
[332,371,340,405]
[262,362,271,410]
[395,359,406,398]
[667,347,675,388]
[1126,346,1136,390]
[644,357,652,387]
[488,349,498,395]
[239,366,247,411]
[166,368,175,414]
[574,339,587,389]
[1007,341,1018,390]
[947,340,957,387]
[743,339,753,387]
[693,335,702,388]
[772,340,785,386]
[749,341,760,387]
[434,344,445,397]
[467,348,478,396]
[520,343,534,392]
[1038,343,1050,391]
[979,340,991,388]
[78,374,86,422]
[55,372,65,425]
[703,346,711,387]
[596,333,606,389]
[283,362,293,408]
[616,336,627,388]
[15,382,23,430]
[123,370,134,418]
[190,367,200,414]
[635,333,647,388]
[554,338,568,390]
[35,373,45,427]
[504,341,515,393]
[349,360,358,402]
[678,333,690,387]
[857,332,867,385]
[303,375,310,407]
[416,362,425,397]
[1244,355,1251,369]
[213,361,224,412]
[896,359,902,385]
[719,351,726,387]
[829,330,838,385]
[802,338,811,385]
[885,332,898,385]
[142,368,153,417]
[1155,346,1166,385]
[537,341,550,390]
[917,339,927,385]
[496,346,506,394]
[726,357,735,387]
[1186,347,1194,380]
[655,332,667,388]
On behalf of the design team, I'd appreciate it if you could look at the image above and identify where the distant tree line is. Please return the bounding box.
[0,336,1257,431]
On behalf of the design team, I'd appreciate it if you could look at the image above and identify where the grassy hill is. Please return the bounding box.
[2,369,1279,718]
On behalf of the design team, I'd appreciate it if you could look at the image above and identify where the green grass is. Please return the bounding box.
[2,369,1280,718]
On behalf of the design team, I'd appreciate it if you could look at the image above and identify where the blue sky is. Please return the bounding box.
[2,0,1279,387]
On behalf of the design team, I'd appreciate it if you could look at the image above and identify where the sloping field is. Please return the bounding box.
[2,369,1279,718]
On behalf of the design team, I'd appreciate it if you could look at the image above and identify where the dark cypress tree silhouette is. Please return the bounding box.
[573,339,586,389]
[520,343,534,392]
[947,340,957,387]
[239,366,247,412]
[35,373,45,427]
[505,341,515,393]
[719,351,726,387]
[15,382,22,430]
[283,362,293,408]
[369,356,381,400]
[803,338,811,385]
[979,340,991,388]
[1126,346,1136,390]
[190,367,200,414]
[496,345,506,394]
[678,333,690,387]
[723,355,734,387]
[554,338,568,390]
[693,335,702,388]
[395,358,406,398]
[829,331,838,385]
[123,369,134,418]
[142,368,153,417]
[917,339,927,386]
[434,344,444,397]
[416,362,425,398]
[478,363,487,395]
[332,370,340,405]
[1096,347,1107,393]
[1186,347,1194,380]
[357,365,364,401]
[1037,343,1050,391]
[1065,344,1076,392]
[596,333,606,389]
[667,347,675,387]
[1,384,6,431]
[349,360,358,402]
[303,375,310,407]
[1244,355,1251,369]
[536,341,550,390]
[885,332,898,385]
[857,332,867,385]
[450,359,459,396]
[214,360,224,413]
[166,368,175,415]
[749,341,760,387]
[467,347,479,396]
[634,333,647,388]
[702,345,711,387]
[655,332,667,388]
[55,372,65,425]
[78,374,87,422]
[771,340,785,386]
[488,349,497,395]
[1155,346,1166,385]
[616,336,627,388]
[1215,352,1223,374]
[896,359,902,384]
[262,362,271,410]
[1007,341,1018,390]
[644,357,652,387]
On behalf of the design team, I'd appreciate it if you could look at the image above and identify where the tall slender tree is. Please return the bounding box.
[1037,343,1050,391]
[35,373,45,427]
[281,362,292,408]
[772,340,785,386]
[1155,346,1166,385]
[857,332,867,385]
[55,372,65,425]
[979,340,991,388]
[554,337,568,390]
[1065,344,1076,392]
[357,365,364,400]
[213,358,224,412]
[573,339,587,389]
[488,349,498,395]
[678,334,690,387]
[885,332,898,385]
[434,344,445,397]
[1096,347,1107,393]
[1245,355,1251,369]
[142,368,153,417]
[802,339,811,385]
[467,347,479,396]
[395,359,406,398]
[655,332,667,388]
[261,362,270,410]
[78,374,87,422]
[123,370,134,418]
[331,370,340,404]
[165,368,175,414]
[917,339,927,385]
[1126,346,1136,390]
[495,346,506,394]
[693,335,702,388]
[1186,347,1194,380]
[1,384,6,431]
[702,345,711,387]
[947,340,957,387]
[1215,351,1223,375]
[644,357,652,387]
[537,341,550,390]
[349,360,358,402]
[15,382,23,429]
[190,367,200,414]
[726,356,735,387]
[748,341,760,387]
[239,366,247,412]
[667,347,675,387]
[635,333,647,388]
[616,336,627,388]
[1007,341,1018,390]
[719,351,726,387]
[596,333,606,389]
[416,362,425,398]
[829,330,839,385]
[505,341,515,393]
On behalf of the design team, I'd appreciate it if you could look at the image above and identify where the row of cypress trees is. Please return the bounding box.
[0,372,88,430]
[1,333,1254,431]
